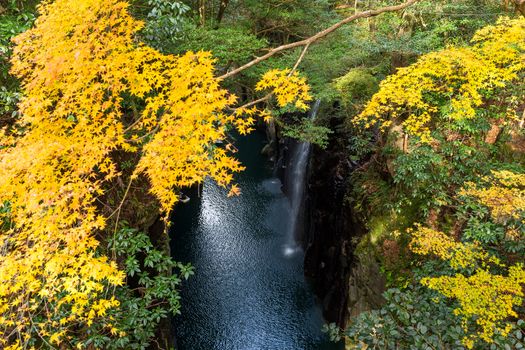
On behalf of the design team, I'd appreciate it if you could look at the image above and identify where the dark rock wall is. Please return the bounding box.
[303,141,357,328]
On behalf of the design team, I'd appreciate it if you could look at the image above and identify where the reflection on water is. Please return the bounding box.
[170,131,343,350]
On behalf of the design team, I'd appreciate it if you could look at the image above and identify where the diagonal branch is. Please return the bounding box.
[290,43,310,73]
[228,94,272,112]
[218,0,420,80]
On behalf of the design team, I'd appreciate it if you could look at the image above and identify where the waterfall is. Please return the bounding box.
[283,99,321,257]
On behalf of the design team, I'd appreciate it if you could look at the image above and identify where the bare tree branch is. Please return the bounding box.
[229,41,312,111]
[228,94,273,112]
[218,0,420,80]
[229,42,312,111]
[290,43,310,73]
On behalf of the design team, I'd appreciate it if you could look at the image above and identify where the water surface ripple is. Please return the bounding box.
[170,132,343,350]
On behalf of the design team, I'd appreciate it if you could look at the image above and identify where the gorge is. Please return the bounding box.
[170,129,344,350]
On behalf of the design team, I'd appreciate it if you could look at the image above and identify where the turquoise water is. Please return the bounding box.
[170,131,343,350]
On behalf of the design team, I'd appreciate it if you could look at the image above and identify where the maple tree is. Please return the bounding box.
[410,224,525,348]
[346,16,525,349]
[354,17,525,143]
[0,0,313,348]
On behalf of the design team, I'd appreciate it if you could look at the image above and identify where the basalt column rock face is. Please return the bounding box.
[301,111,386,328]
[303,142,358,328]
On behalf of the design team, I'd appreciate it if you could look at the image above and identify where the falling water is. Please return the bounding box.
[284,99,321,257]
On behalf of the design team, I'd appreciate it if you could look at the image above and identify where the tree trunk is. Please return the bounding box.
[199,0,206,26]
[216,0,230,27]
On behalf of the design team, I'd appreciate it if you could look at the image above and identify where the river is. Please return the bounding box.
[170,130,343,350]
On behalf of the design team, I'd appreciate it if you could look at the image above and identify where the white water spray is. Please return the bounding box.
[283,99,321,257]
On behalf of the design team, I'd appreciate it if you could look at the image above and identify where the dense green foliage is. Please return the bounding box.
[104,224,193,349]
[346,286,525,349]
[162,0,341,145]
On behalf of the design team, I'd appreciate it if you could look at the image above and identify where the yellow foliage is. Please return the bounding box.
[410,225,525,348]
[462,170,525,223]
[256,69,312,110]
[0,0,315,346]
[354,17,525,143]
[422,266,525,347]
[4,340,21,350]
[409,225,499,270]
[259,109,274,124]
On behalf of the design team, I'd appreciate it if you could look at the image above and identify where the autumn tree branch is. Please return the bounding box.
[227,43,311,112]
[218,0,421,80]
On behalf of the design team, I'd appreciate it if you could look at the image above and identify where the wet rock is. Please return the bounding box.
[302,114,385,328]
[261,142,275,157]
[304,143,355,327]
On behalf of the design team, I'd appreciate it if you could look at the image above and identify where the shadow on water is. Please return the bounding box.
[170,130,344,350]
